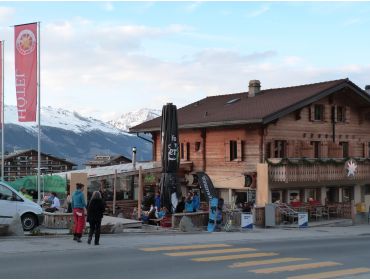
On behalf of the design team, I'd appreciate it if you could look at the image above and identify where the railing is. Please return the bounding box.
[268,158,370,183]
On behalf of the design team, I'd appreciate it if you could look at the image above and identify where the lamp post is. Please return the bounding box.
[132,147,137,169]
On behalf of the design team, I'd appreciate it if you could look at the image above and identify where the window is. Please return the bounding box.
[337,106,344,122]
[180,143,184,159]
[368,142,370,158]
[314,104,324,121]
[342,187,354,203]
[311,141,321,158]
[186,142,190,160]
[0,185,21,201]
[230,140,238,161]
[195,141,201,152]
[0,185,13,200]
[274,140,287,158]
[340,142,349,158]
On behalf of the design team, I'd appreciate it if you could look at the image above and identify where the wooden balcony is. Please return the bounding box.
[268,158,370,183]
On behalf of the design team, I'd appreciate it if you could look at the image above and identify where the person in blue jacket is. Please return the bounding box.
[192,191,200,212]
[154,191,161,210]
[185,192,194,213]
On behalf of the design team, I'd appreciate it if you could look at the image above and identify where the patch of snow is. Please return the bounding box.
[109,108,161,131]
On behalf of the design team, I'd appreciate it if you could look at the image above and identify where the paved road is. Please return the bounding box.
[1,228,370,278]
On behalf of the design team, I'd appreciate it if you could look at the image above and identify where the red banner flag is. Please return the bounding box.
[14,23,38,122]
[0,41,3,128]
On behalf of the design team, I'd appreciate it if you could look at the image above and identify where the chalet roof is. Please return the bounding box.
[84,155,131,166]
[130,78,370,132]
[2,149,77,166]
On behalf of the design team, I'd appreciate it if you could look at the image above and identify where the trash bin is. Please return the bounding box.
[265,204,276,227]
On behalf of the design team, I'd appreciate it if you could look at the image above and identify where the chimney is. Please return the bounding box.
[132,147,137,169]
[248,80,261,97]
[365,85,370,95]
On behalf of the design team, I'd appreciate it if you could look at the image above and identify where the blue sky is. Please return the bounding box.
[1,1,370,121]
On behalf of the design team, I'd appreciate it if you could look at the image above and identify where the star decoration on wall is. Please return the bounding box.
[346,159,357,177]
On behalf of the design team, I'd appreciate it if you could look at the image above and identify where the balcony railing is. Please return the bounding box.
[268,158,370,183]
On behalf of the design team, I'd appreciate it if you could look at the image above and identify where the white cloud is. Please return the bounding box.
[3,17,370,122]
[0,7,15,22]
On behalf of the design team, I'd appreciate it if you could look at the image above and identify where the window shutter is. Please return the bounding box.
[345,106,350,123]
[225,140,230,162]
[333,106,337,123]
[324,105,331,122]
[237,140,242,161]
[310,105,315,121]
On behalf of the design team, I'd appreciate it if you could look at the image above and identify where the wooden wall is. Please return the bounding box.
[266,91,370,158]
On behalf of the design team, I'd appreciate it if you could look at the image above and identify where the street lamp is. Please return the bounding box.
[132,147,137,169]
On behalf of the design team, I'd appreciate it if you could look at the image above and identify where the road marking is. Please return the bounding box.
[288,267,370,279]
[165,248,257,257]
[229,258,311,268]
[250,261,341,274]
[140,244,231,252]
[192,252,278,262]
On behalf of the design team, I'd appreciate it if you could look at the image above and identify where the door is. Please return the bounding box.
[0,184,19,225]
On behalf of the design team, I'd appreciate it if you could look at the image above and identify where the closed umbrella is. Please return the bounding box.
[159,103,181,213]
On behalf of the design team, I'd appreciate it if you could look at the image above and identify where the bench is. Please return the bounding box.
[43,212,74,229]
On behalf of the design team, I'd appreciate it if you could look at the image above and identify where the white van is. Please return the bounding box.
[0,181,44,231]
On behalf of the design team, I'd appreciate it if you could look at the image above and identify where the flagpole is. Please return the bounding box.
[1,40,4,182]
[37,22,41,204]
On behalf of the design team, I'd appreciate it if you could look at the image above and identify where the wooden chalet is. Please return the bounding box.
[84,155,131,168]
[130,78,370,209]
[1,149,76,181]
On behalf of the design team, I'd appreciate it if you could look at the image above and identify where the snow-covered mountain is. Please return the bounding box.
[109,108,161,131]
[5,105,125,135]
[3,105,152,168]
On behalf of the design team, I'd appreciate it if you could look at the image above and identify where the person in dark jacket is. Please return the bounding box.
[87,191,105,245]
[175,196,185,213]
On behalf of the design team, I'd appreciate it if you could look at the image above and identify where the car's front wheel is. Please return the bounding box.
[21,213,37,231]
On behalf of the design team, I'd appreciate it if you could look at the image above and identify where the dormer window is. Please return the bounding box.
[314,105,324,121]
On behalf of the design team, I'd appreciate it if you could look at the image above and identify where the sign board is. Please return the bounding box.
[298,212,308,228]
[70,173,88,199]
[241,213,253,229]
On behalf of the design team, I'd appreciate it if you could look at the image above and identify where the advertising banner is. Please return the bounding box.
[298,212,308,228]
[241,213,253,229]
[14,23,38,122]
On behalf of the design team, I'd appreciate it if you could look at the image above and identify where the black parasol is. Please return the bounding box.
[159,103,181,213]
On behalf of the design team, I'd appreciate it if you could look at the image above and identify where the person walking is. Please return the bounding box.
[72,183,87,243]
[87,191,105,245]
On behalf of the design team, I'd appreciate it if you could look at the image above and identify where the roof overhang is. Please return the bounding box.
[130,118,263,133]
